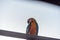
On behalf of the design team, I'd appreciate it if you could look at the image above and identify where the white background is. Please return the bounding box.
[0,0,60,40]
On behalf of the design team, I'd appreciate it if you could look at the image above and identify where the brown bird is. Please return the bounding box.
[26,18,39,40]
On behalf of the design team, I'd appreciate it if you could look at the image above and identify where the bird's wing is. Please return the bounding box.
[26,23,31,34]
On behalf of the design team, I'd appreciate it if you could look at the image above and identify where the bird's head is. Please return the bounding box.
[27,18,36,24]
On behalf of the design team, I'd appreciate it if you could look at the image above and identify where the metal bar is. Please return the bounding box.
[36,0,60,6]
[0,30,60,40]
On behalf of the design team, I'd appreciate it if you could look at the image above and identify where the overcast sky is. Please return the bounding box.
[0,0,60,40]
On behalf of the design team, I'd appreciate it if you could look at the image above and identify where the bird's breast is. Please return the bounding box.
[30,23,36,35]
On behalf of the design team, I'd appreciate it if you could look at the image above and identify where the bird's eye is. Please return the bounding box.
[31,20,33,22]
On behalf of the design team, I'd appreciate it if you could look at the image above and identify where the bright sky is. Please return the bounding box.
[0,0,60,40]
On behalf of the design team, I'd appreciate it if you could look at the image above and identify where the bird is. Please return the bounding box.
[26,18,39,40]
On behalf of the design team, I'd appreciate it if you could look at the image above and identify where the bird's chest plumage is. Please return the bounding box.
[30,23,36,35]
